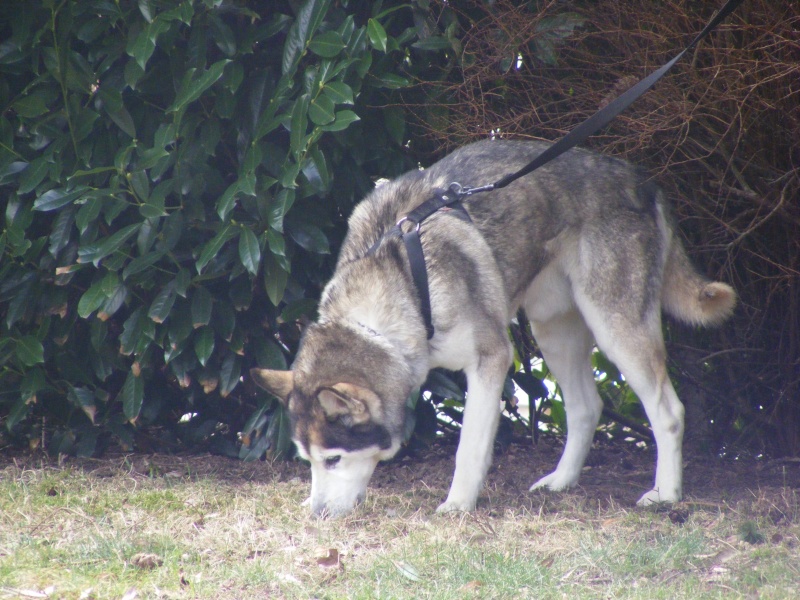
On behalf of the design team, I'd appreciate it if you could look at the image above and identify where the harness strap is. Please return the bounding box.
[404,184,466,224]
[402,187,471,340]
[401,186,471,339]
[363,186,470,339]
[402,227,434,339]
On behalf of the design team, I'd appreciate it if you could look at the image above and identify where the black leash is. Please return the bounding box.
[379,0,744,339]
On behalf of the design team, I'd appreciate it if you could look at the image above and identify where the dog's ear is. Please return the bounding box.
[250,369,294,406]
[317,383,381,425]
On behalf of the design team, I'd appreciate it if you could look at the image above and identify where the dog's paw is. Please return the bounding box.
[636,488,680,507]
[436,498,476,514]
[529,471,577,493]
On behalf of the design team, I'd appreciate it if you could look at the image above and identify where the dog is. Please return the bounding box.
[251,139,735,517]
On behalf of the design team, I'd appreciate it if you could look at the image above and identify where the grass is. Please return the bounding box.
[0,455,798,599]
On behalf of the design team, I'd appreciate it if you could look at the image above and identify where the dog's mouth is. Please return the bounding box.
[313,491,366,518]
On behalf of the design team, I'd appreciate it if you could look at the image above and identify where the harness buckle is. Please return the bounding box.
[395,216,421,234]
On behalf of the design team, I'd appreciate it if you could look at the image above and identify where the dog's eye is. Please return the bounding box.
[324,456,341,469]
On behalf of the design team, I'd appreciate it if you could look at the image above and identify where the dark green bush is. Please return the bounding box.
[0,0,457,457]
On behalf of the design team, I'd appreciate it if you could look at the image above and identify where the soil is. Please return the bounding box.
[2,437,798,515]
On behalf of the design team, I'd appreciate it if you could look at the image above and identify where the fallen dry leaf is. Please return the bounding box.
[130,553,164,570]
[668,509,689,525]
[460,580,483,592]
[315,547,341,568]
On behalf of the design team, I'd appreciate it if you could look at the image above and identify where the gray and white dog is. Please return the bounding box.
[251,139,735,517]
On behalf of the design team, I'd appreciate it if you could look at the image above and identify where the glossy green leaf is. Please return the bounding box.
[238,227,261,276]
[191,287,213,329]
[265,406,293,458]
[20,367,46,400]
[156,210,183,253]
[319,109,360,131]
[75,196,102,235]
[228,276,253,311]
[121,369,144,423]
[168,313,193,359]
[127,26,156,70]
[289,222,330,254]
[290,94,310,155]
[266,228,286,257]
[148,281,177,323]
[194,326,215,367]
[167,59,230,113]
[174,268,191,298]
[371,72,410,89]
[98,283,128,321]
[49,206,76,257]
[281,298,319,323]
[268,188,295,233]
[77,223,141,265]
[212,301,236,342]
[254,337,288,370]
[216,181,240,221]
[367,18,388,53]
[123,250,166,280]
[17,157,49,195]
[196,223,236,274]
[129,170,150,201]
[33,187,87,212]
[6,396,33,432]
[119,307,145,356]
[219,351,241,398]
[209,14,236,56]
[264,255,289,307]
[283,0,331,75]
[412,36,452,51]
[16,336,44,367]
[308,92,335,125]
[12,94,49,118]
[279,160,301,189]
[323,81,354,104]
[106,101,137,137]
[68,386,97,424]
[78,280,109,318]
[0,161,28,185]
[308,30,345,57]
[74,109,100,144]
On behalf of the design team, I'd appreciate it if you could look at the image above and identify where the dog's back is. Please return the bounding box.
[340,139,733,325]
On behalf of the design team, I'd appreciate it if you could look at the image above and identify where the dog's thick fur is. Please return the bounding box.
[252,140,735,517]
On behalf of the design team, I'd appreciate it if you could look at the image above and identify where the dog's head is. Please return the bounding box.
[250,322,412,517]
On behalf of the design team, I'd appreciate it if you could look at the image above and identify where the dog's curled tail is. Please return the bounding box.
[662,240,736,327]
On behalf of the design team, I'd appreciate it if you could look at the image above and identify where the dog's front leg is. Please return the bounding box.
[437,346,511,513]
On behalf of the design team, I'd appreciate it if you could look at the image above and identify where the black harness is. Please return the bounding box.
[365,183,472,339]
[364,0,742,340]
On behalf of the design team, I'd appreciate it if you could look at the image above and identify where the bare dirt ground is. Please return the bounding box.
[3,438,798,517]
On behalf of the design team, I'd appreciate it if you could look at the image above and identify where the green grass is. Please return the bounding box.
[1,459,798,599]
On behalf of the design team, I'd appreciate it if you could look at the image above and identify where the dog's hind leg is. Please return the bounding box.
[528,310,603,493]
[436,333,513,513]
[579,301,685,505]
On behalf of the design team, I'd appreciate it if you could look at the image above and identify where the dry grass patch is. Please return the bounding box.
[1,449,799,599]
